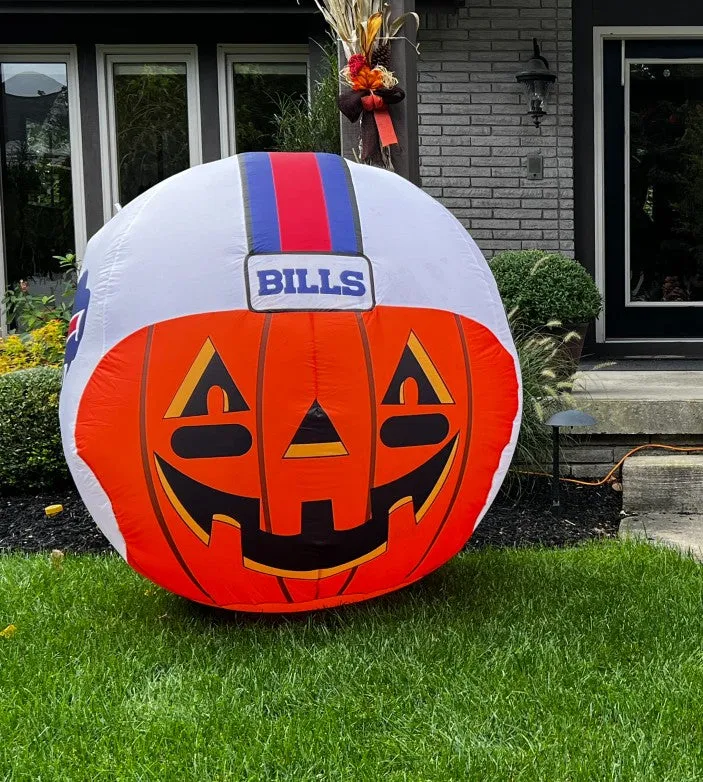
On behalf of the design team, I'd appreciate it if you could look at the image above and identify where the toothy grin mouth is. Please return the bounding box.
[154,433,458,579]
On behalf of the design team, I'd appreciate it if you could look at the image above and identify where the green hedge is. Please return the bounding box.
[0,367,68,493]
[490,250,602,330]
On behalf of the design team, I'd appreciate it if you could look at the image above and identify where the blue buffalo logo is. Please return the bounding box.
[64,271,90,372]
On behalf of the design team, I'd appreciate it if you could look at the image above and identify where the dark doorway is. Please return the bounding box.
[603,39,703,340]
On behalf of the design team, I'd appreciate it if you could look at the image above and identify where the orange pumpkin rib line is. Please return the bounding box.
[254,313,293,605]
[139,326,216,604]
[336,314,379,598]
[406,314,473,579]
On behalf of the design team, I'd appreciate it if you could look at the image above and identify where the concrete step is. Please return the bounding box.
[571,371,703,435]
[623,454,703,514]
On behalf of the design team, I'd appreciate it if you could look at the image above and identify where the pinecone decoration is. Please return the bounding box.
[372,41,392,70]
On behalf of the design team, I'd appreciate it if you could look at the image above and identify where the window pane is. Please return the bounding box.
[0,61,74,286]
[629,63,703,303]
[113,62,189,206]
[233,62,308,153]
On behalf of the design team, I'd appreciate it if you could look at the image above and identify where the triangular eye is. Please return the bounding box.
[165,338,249,418]
[382,332,454,405]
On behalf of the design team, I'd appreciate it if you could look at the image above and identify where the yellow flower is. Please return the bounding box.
[0,624,17,639]
[50,550,65,570]
[0,319,66,375]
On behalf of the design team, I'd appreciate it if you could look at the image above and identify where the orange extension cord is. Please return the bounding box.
[520,443,703,488]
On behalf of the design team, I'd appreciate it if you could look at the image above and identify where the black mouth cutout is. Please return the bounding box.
[153,433,459,579]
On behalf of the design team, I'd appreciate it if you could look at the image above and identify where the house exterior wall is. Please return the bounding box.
[417,0,573,259]
[0,13,324,240]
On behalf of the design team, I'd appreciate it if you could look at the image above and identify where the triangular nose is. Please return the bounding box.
[284,400,348,459]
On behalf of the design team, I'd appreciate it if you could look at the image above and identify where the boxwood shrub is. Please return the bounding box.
[0,367,69,493]
[490,250,602,330]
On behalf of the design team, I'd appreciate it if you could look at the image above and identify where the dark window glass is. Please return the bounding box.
[0,61,74,286]
[233,62,308,153]
[630,63,703,303]
[113,62,190,206]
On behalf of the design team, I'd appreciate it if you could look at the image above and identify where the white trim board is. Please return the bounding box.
[0,45,85,335]
[216,44,309,159]
[593,28,703,344]
[96,44,202,223]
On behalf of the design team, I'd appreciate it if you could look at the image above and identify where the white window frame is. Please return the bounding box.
[0,45,85,335]
[216,45,310,158]
[594,27,703,344]
[96,45,202,223]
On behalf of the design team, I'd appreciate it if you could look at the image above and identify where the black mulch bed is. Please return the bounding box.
[465,477,622,551]
[1,477,622,555]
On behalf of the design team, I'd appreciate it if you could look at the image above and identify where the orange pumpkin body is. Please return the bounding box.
[77,306,517,611]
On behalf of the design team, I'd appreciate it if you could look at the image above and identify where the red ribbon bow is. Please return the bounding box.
[338,86,406,162]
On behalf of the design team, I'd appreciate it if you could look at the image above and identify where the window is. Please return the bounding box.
[218,46,310,157]
[97,46,202,221]
[0,47,85,333]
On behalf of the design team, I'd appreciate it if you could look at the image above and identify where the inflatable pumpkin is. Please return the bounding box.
[60,153,520,612]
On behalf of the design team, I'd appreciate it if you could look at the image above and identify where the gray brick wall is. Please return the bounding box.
[418,0,573,258]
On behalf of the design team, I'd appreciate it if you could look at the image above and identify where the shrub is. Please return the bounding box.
[490,250,602,330]
[0,367,68,492]
[0,319,67,375]
[4,253,78,332]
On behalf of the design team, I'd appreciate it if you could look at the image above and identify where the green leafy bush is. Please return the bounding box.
[490,250,602,330]
[0,367,68,492]
[4,253,78,333]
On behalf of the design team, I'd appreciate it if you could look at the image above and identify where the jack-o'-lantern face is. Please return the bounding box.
[77,303,517,610]
[145,306,467,584]
[151,317,460,581]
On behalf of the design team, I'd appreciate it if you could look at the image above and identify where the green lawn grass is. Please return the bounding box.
[1,542,702,781]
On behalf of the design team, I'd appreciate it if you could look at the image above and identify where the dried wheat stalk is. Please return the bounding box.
[305,0,419,60]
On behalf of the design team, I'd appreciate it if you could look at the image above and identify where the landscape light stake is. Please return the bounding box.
[545,410,597,509]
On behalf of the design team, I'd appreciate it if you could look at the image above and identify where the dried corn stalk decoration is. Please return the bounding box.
[307,0,419,168]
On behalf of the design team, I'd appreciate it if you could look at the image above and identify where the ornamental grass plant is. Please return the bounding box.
[510,312,577,469]
[272,45,341,154]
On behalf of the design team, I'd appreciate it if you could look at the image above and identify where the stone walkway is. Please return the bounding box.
[571,368,703,562]
[620,514,703,563]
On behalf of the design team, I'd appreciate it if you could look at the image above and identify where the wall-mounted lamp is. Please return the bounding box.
[515,38,557,128]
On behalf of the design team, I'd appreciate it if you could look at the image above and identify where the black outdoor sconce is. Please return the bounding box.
[545,410,596,509]
[516,38,557,127]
